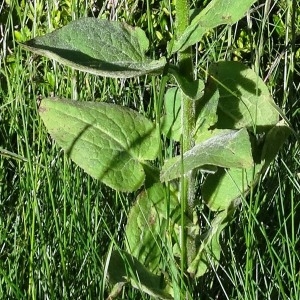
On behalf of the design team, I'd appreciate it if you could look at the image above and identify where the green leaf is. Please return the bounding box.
[195,78,219,143]
[261,120,292,166]
[202,121,291,211]
[194,62,285,211]
[161,88,182,141]
[125,183,180,272]
[202,165,263,211]
[160,82,205,141]
[21,18,166,78]
[161,128,253,182]
[0,147,28,162]
[108,250,173,299]
[168,65,205,100]
[209,61,279,130]
[172,0,257,53]
[39,98,159,192]
[187,209,230,278]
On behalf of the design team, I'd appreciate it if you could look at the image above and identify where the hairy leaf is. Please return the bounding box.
[187,209,230,278]
[108,250,173,299]
[161,88,182,141]
[202,166,263,211]
[203,121,291,211]
[39,98,159,192]
[125,183,180,272]
[172,0,257,53]
[22,18,166,78]
[261,120,292,166]
[210,61,279,130]
[168,65,204,100]
[195,78,219,143]
[161,128,253,182]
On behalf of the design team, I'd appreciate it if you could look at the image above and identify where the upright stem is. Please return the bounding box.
[175,0,195,282]
[175,0,193,80]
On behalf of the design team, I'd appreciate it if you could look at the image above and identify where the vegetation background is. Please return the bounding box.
[0,0,299,299]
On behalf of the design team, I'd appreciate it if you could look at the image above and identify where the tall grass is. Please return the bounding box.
[0,0,299,299]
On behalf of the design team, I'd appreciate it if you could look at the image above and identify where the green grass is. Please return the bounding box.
[1,0,299,299]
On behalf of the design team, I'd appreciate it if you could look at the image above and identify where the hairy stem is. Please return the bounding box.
[175,0,195,283]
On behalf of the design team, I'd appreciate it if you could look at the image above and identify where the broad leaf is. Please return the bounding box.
[168,65,204,100]
[39,98,159,192]
[172,0,257,53]
[108,250,173,299]
[161,128,253,182]
[161,84,205,142]
[172,220,201,264]
[209,61,279,130]
[261,120,292,166]
[202,121,291,211]
[22,18,166,78]
[202,165,263,211]
[187,209,230,278]
[125,183,180,273]
[195,78,219,143]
